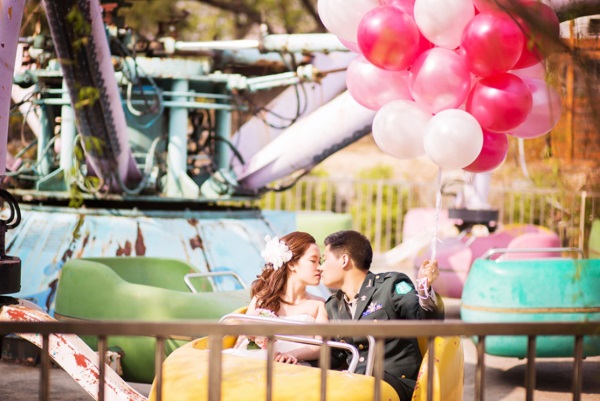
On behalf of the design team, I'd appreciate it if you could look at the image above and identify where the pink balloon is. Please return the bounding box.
[512,1,560,69]
[378,0,414,14]
[357,6,420,71]
[466,73,533,133]
[409,48,471,114]
[376,0,433,57]
[346,56,412,110]
[460,11,525,77]
[510,78,561,139]
[338,37,362,54]
[463,131,509,173]
[510,62,546,80]
[473,0,527,13]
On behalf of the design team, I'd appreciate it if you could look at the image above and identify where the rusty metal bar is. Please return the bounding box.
[39,334,50,401]
[525,336,536,401]
[373,338,385,401]
[266,335,275,401]
[98,335,107,401]
[572,335,584,401]
[427,336,435,401]
[154,337,165,401]
[207,335,223,401]
[319,337,331,401]
[2,320,600,338]
[475,336,486,401]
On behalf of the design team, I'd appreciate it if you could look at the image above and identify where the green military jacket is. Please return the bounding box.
[325,271,444,381]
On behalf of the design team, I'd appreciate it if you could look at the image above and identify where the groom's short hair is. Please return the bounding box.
[324,230,372,271]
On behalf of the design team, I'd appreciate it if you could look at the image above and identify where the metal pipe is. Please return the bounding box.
[572,335,584,401]
[207,335,223,401]
[40,334,50,401]
[525,336,536,401]
[37,105,53,176]
[319,337,331,401]
[266,336,275,401]
[154,337,165,401]
[166,79,192,197]
[38,98,245,111]
[427,337,435,401]
[98,335,107,401]
[166,33,349,54]
[215,94,232,171]
[373,339,385,401]
[476,336,486,401]
[60,80,76,173]
[262,33,348,53]
[0,0,26,175]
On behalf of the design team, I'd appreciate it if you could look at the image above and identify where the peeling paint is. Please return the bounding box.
[135,224,146,255]
[116,241,132,256]
[189,234,203,250]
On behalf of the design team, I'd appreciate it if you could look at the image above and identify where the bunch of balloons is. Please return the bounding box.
[318,0,562,172]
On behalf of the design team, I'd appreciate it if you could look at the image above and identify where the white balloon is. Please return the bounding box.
[414,0,474,49]
[372,100,432,159]
[317,0,379,42]
[423,109,483,169]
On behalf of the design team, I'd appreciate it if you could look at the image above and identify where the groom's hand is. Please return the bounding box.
[417,259,439,286]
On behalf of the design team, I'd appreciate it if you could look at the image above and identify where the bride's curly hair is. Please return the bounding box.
[251,231,316,313]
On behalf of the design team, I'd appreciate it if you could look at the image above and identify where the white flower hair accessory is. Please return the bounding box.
[261,235,293,270]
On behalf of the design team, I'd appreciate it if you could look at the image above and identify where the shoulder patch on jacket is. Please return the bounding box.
[395,281,413,295]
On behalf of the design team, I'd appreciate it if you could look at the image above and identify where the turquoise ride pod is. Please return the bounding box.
[461,257,600,357]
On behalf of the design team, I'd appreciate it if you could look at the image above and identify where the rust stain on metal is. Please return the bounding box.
[116,241,132,256]
[46,279,58,312]
[62,215,86,262]
[189,234,203,250]
[8,6,12,19]
[61,248,73,263]
[135,224,146,255]
[74,233,90,259]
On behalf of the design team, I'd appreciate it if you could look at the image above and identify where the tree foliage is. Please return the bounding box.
[119,0,325,41]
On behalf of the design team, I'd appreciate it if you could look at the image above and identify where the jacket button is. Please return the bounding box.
[359,357,365,362]
[401,375,406,379]
[359,344,364,350]
[376,275,380,279]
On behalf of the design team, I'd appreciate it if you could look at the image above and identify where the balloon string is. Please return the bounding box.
[430,167,443,261]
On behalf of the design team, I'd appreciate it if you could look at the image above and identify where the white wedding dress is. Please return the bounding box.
[223,314,316,361]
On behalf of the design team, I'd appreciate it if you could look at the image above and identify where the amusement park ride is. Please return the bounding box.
[0,0,599,400]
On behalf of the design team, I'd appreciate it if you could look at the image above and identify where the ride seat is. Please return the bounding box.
[412,336,464,401]
[502,232,561,260]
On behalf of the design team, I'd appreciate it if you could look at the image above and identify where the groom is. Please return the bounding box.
[319,230,443,401]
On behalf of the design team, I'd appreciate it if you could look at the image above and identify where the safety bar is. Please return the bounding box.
[481,247,585,260]
[184,271,248,293]
[220,313,363,374]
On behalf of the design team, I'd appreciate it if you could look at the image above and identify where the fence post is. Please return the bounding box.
[579,191,587,253]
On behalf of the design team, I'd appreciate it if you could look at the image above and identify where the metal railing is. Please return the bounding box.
[0,320,598,401]
[259,177,600,254]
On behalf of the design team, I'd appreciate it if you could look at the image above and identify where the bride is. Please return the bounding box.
[226,231,328,364]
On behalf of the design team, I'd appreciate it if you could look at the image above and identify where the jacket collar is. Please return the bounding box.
[354,271,377,319]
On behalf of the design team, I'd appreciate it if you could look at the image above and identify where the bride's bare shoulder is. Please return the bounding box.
[306,293,326,303]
